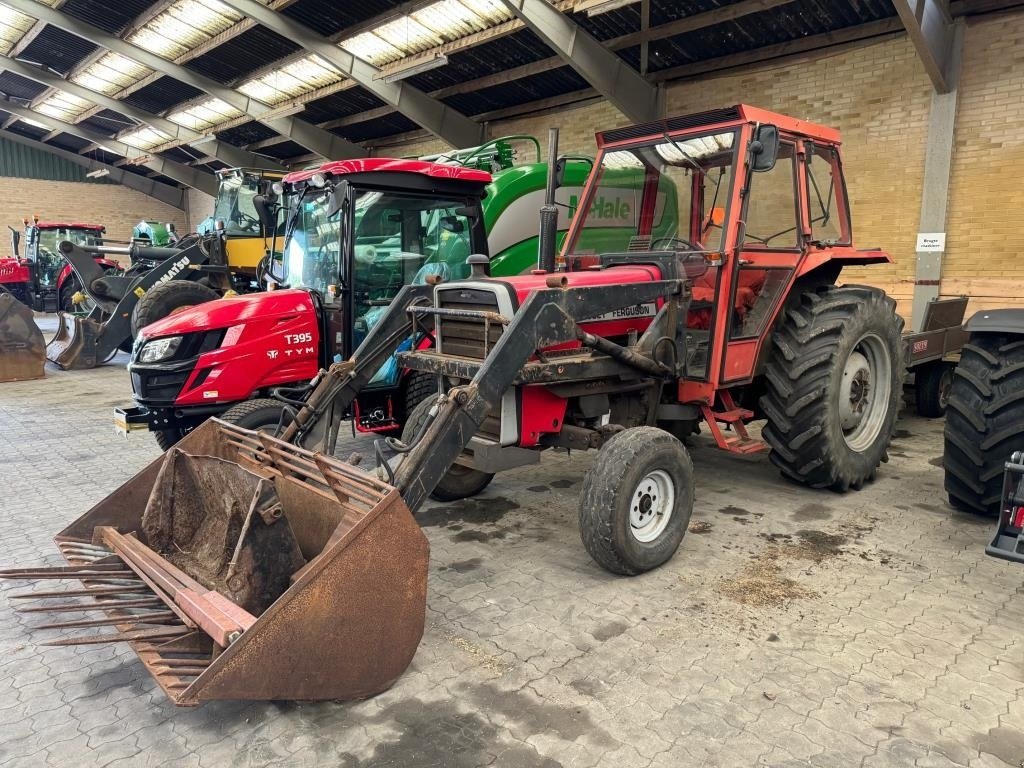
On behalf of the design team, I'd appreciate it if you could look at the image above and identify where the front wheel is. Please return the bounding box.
[760,284,905,491]
[914,361,954,418]
[402,397,494,501]
[579,427,694,575]
[219,398,292,435]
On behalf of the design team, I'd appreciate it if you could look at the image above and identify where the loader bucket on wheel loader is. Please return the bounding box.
[45,311,102,370]
[0,292,45,382]
[0,419,428,706]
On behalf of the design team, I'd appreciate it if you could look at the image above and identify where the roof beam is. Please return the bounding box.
[0,128,186,208]
[2,58,286,171]
[3,0,366,159]
[498,0,661,123]
[8,18,46,58]
[894,0,955,92]
[0,99,218,195]
[217,0,484,149]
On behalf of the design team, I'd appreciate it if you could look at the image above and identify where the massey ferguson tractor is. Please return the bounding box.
[0,105,963,706]
[0,218,115,313]
[115,139,609,448]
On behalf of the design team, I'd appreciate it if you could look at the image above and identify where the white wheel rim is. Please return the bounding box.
[838,332,892,452]
[629,469,674,543]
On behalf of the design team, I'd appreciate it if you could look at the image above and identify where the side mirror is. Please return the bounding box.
[454,204,479,221]
[9,227,20,258]
[553,157,567,188]
[253,193,278,234]
[750,124,780,173]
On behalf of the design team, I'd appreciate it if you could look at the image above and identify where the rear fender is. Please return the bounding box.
[964,309,1024,336]
[797,247,891,280]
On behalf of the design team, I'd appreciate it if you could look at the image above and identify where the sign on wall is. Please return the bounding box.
[916,232,946,253]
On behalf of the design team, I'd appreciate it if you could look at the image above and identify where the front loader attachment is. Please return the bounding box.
[0,292,45,382]
[0,419,428,706]
[45,311,105,370]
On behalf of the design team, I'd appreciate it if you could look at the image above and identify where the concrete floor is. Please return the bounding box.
[1,317,1023,767]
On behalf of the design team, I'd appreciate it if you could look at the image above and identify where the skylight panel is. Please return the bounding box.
[120,125,173,150]
[167,97,242,131]
[34,91,92,122]
[237,55,342,105]
[126,0,241,61]
[70,53,152,96]
[0,4,35,56]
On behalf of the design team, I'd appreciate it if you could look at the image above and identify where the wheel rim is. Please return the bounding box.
[838,332,892,452]
[938,367,953,410]
[629,469,675,543]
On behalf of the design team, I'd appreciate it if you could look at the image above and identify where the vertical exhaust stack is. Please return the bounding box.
[537,127,561,273]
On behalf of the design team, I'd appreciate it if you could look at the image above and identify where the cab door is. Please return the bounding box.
[721,138,803,382]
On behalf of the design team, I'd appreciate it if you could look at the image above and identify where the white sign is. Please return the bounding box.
[916,232,946,252]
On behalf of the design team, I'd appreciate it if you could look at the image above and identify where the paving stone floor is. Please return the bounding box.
[1,317,1023,767]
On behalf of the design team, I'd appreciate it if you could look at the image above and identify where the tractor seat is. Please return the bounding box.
[688,270,767,330]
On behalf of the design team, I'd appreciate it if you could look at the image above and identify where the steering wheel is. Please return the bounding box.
[650,236,698,251]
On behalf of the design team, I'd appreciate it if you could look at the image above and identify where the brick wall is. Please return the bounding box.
[0,176,184,264]
[943,12,1024,313]
[185,187,215,233]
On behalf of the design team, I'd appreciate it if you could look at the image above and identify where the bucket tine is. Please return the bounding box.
[42,626,190,647]
[8,586,151,600]
[34,610,179,630]
[16,598,163,613]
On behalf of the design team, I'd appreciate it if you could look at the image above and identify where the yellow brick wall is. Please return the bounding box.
[944,12,1024,313]
[382,14,1024,323]
[0,176,184,264]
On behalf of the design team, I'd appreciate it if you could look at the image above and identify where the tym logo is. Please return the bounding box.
[568,194,632,225]
[155,256,191,285]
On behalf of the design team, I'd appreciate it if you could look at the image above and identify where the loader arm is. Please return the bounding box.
[390,279,688,513]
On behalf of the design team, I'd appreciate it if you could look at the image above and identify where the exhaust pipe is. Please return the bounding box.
[537,127,561,273]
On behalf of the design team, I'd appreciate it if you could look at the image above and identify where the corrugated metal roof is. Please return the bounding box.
[79,108,135,136]
[301,87,385,124]
[120,76,204,114]
[185,25,301,85]
[258,139,311,160]
[126,0,241,61]
[215,120,280,146]
[443,65,590,116]
[0,133,116,181]
[0,71,46,101]
[282,0,398,38]
[404,28,550,91]
[47,132,92,153]
[237,54,343,105]
[340,113,418,143]
[120,124,172,150]
[61,0,158,35]
[71,52,153,96]
[0,4,34,57]
[341,0,512,67]
[17,24,98,76]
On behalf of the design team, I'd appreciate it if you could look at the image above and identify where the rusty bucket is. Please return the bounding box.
[0,292,44,382]
[0,420,429,705]
[45,311,101,369]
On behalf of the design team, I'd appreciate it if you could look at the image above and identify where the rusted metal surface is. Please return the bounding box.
[0,292,45,382]
[0,418,428,706]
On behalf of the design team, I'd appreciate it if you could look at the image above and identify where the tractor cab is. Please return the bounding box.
[1,218,109,312]
[272,159,491,364]
[559,104,883,394]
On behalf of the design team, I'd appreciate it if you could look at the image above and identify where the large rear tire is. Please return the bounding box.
[131,280,219,337]
[760,284,904,491]
[943,334,1024,514]
[579,427,693,576]
[402,397,494,502]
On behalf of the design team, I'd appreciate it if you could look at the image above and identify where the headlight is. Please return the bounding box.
[137,336,182,363]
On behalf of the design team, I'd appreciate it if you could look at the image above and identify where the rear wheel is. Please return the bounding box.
[579,427,693,575]
[403,371,437,423]
[402,397,494,501]
[761,285,904,491]
[944,335,1024,514]
[914,361,954,418]
[131,280,219,337]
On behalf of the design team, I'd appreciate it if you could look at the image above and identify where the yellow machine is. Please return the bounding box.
[198,167,286,276]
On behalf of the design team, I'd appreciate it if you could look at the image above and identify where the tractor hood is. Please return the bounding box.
[139,288,315,339]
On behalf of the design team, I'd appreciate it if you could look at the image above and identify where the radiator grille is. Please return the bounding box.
[436,288,504,362]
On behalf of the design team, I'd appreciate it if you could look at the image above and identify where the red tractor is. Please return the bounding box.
[0,217,118,313]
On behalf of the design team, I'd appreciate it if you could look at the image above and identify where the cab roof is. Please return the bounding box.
[597,104,842,147]
[33,222,104,231]
[284,158,492,186]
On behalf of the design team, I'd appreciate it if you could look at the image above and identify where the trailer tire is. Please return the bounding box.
[220,398,292,435]
[402,397,494,501]
[943,335,1024,514]
[131,280,219,337]
[915,361,954,418]
[579,427,693,576]
[761,284,904,491]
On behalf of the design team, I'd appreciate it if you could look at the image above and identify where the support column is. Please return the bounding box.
[911,19,964,330]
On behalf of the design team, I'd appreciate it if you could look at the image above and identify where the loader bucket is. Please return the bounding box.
[0,419,429,706]
[45,311,102,369]
[0,292,44,382]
